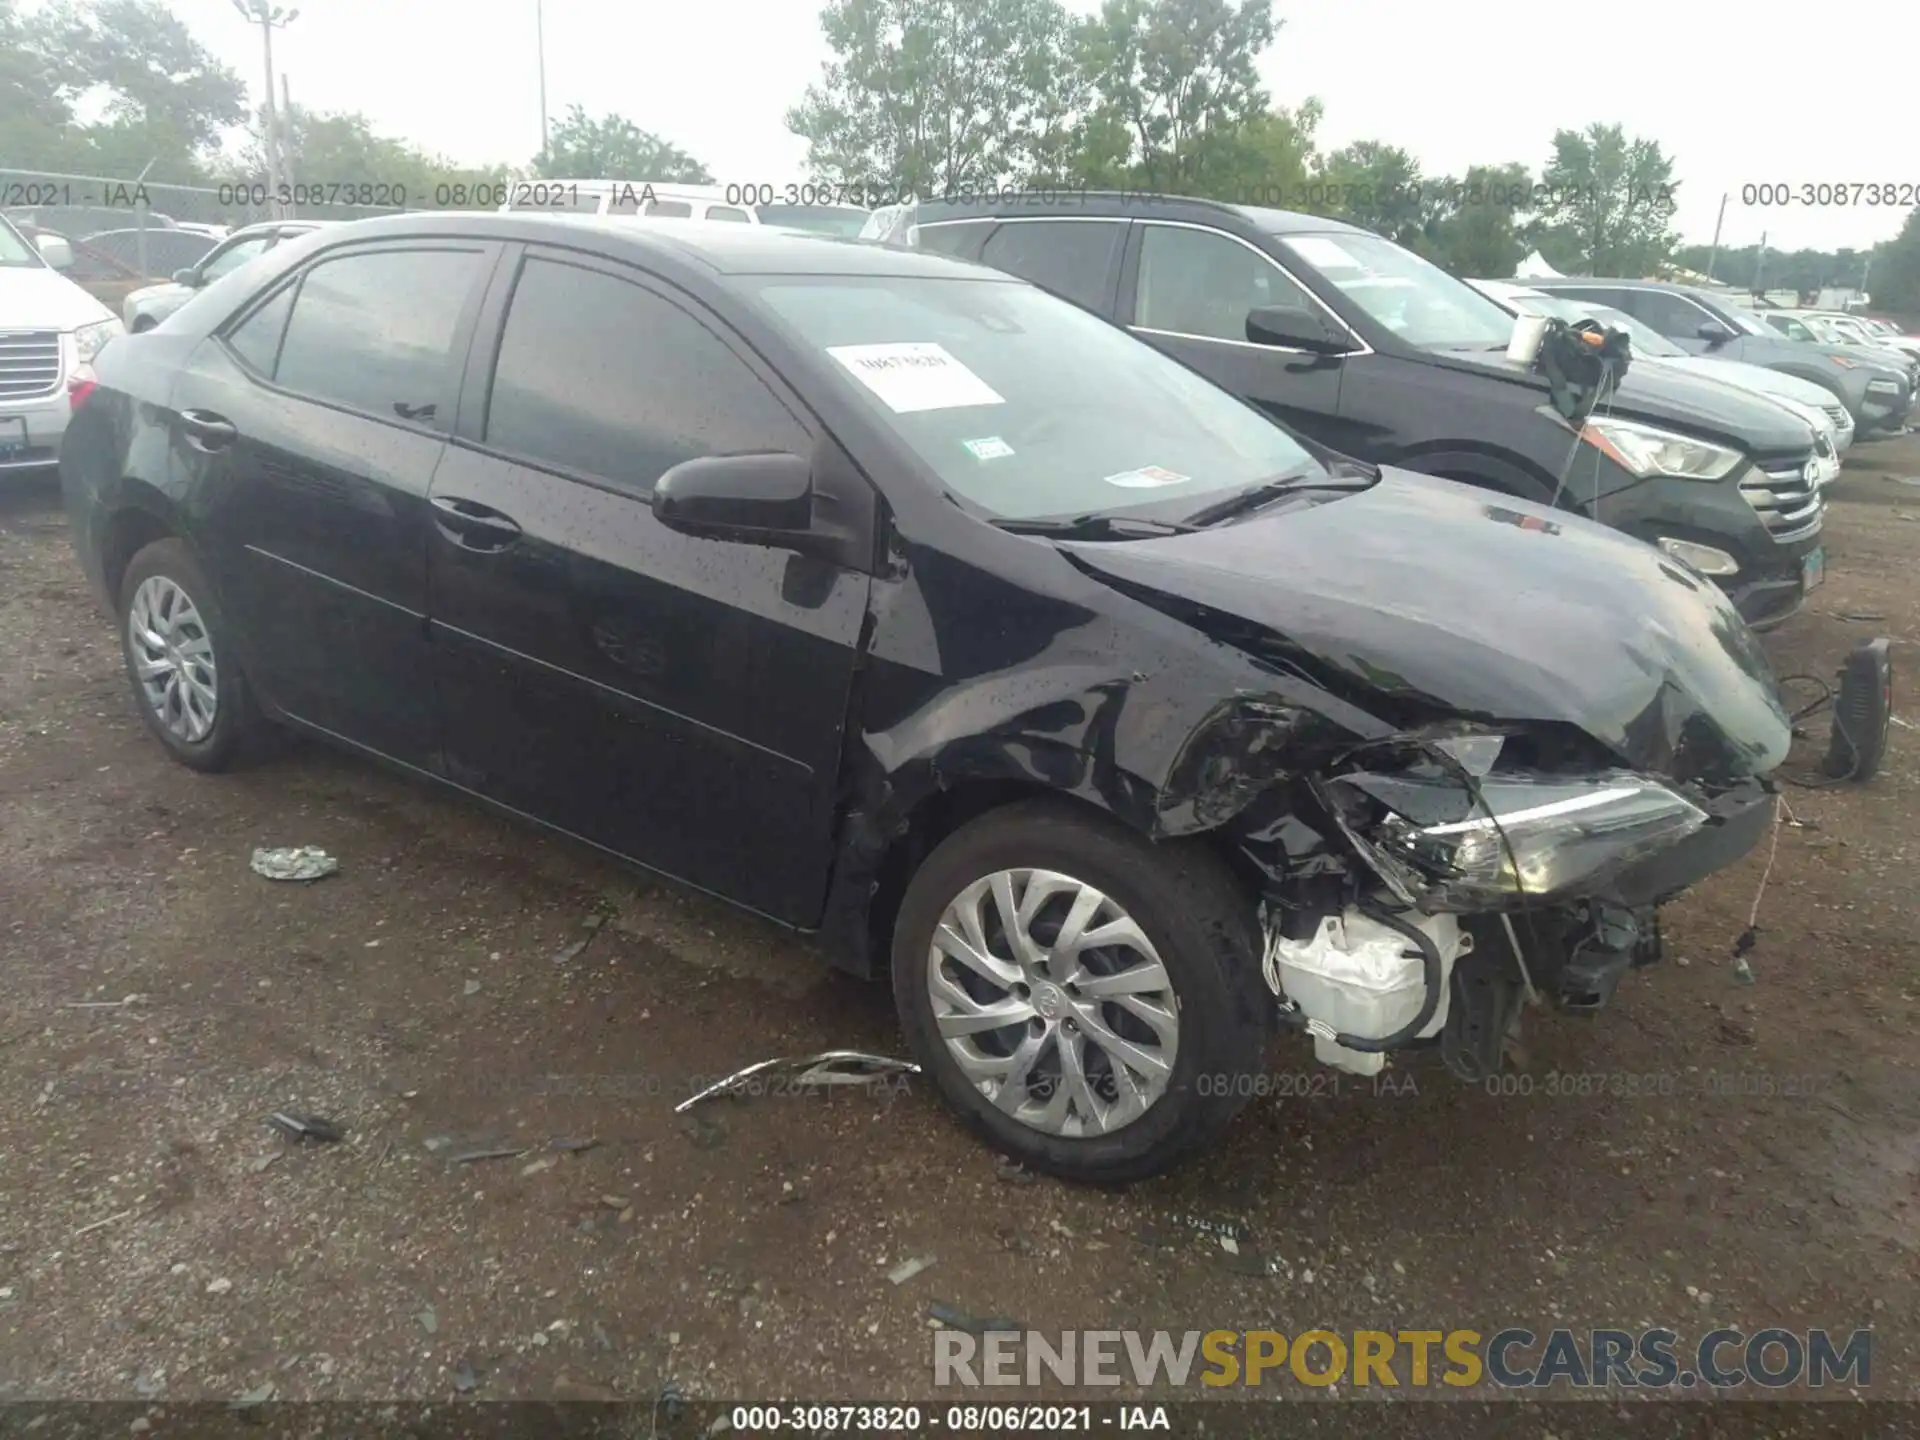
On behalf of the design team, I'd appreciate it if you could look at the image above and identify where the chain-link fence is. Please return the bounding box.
[2,168,409,298]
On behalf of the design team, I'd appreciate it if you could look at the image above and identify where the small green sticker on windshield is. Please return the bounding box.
[963,437,1014,461]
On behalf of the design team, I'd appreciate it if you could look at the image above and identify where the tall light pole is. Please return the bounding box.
[1704,191,1728,282]
[536,0,549,163]
[233,0,299,216]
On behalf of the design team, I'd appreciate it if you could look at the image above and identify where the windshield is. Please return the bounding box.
[756,275,1324,522]
[0,218,42,268]
[1279,231,1515,348]
[757,205,870,238]
[1724,307,1777,338]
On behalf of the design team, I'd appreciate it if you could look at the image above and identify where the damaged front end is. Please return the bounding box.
[1227,723,1777,1085]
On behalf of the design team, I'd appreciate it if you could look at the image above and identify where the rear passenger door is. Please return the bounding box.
[176,238,495,767]
[424,247,873,924]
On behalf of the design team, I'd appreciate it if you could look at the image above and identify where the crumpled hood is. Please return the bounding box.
[1063,469,1793,784]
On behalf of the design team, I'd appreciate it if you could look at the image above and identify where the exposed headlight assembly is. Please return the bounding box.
[1324,741,1708,911]
[73,317,123,365]
[1576,417,1742,481]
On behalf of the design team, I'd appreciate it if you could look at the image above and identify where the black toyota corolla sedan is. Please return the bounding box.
[61,214,1792,1182]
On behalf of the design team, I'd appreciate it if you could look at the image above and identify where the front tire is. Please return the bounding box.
[118,538,258,772]
[891,800,1271,1183]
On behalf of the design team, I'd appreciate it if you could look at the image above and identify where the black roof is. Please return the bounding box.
[309,210,996,279]
[912,190,1371,238]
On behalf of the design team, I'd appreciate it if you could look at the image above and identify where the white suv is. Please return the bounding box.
[0,217,123,477]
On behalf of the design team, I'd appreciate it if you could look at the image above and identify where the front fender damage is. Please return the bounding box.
[814,569,1387,977]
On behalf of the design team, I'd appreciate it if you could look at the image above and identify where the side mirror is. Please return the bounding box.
[172,267,202,286]
[1246,303,1352,354]
[1697,320,1735,346]
[35,234,74,271]
[653,451,816,549]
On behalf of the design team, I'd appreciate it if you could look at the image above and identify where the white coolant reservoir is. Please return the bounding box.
[1267,908,1471,1076]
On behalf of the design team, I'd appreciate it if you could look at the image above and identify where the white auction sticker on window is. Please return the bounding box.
[827,343,1005,413]
[963,436,1014,461]
[1103,465,1191,488]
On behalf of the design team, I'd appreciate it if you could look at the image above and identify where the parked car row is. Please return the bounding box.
[54,206,1803,1179]
[1467,279,1852,484]
[1515,276,1916,437]
[887,193,1832,629]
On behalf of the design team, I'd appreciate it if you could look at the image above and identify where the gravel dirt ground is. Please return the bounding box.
[0,436,1916,1429]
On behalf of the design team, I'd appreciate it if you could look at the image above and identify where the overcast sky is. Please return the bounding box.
[167,0,1907,258]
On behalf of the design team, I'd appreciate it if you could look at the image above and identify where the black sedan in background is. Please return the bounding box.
[61,215,1792,1181]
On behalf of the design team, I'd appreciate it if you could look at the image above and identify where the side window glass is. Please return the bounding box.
[644,200,693,218]
[224,281,297,377]
[484,257,807,495]
[1629,291,1711,338]
[705,206,749,223]
[201,236,270,282]
[272,248,485,420]
[914,221,987,259]
[1134,225,1320,343]
[979,221,1124,312]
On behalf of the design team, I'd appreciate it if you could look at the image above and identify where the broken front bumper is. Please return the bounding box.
[1589,776,1775,909]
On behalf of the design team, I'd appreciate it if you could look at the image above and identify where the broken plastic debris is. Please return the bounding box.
[450,1146,528,1165]
[887,1254,937,1285]
[267,1112,344,1144]
[551,904,613,965]
[993,1156,1037,1186]
[250,846,339,882]
[673,1050,920,1113]
[927,1301,1024,1334]
[1173,1213,1250,1242]
[453,1358,480,1393]
[231,1382,275,1408]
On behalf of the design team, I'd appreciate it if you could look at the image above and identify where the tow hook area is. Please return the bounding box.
[1556,903,1661,1013]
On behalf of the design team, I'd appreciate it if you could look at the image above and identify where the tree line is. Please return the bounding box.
[4,0,1916,309]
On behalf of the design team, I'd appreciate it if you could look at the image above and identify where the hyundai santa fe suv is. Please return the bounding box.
[886,194,1828,629]
[62,214,1795,1181]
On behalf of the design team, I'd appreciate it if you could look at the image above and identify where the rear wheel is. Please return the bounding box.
[118,538,259,772]
[891,800,1270,1183]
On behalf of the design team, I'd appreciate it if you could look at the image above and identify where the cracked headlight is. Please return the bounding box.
[73,317,123,365]
[1327,754,1708,911]
[1576,417,1743,481]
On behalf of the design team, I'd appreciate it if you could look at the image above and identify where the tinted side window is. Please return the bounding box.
[224,282,297,376]
[915,221,988,259]
[272,248,484,420]
[1134,225,1319,343]
[484,257,806,495]
[979,221,1123,313]
[1626,290,1714,338]
[705,206,749,222]
[645,200,693,218]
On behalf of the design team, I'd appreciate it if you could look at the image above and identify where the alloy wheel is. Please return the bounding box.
[926,868,1180,1138]
[127,574,218,743]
